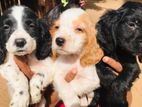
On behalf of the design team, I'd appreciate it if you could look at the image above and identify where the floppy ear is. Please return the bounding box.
[0,31,7,64]
[80,24,104,67]
[96,10,117,56]
[0,46,7,64]
[36,19,52,60]
[96,8,127,57]
[0,15,7,64]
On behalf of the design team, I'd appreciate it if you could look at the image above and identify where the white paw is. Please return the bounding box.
[86,92,94,104]
[10,91,29,107]
[30,77,42,104]
[30,87,42,104]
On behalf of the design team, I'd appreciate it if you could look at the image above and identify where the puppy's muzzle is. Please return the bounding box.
[15,38,27,48]
[56,37,65,47]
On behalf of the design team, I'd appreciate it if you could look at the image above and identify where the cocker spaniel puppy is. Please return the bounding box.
[95,1,142,107]
[51,8,104,107]
[30,3,86,106]
[0,5,52,107]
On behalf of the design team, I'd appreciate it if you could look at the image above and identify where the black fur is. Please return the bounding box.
[35,19,52,60]
[0,5,51,63]
[93,1,142,107]
[43,3,81,29]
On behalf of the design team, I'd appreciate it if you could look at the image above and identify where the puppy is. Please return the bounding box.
[95,1,142,107]
[0,5,52,107]
[30,3,87,106]
[51,8,104,107]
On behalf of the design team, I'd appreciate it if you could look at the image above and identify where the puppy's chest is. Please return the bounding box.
[53,57,95,78]
[0,54,22,79]
[28,57,53,74]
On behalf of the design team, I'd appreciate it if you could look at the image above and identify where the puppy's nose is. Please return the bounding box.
[56,37,65,46]
[15,38,26,47]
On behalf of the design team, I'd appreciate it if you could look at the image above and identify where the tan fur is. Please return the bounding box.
[76,13,104,67]
[51,49,58,61]
[49,20,60,61]
[49,20,60,37]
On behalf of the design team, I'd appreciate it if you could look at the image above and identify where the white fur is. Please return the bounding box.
[52,8,100,107]
[12,6,24,30]
[28,54,53,104]
[0,6,31,107]
[6,6,36,56]
[0,54,53,107]
[6,30,37,56]
[0,6,51,107]
[52,8,86,55]
[53,55,100,107]
[0,53,30,107]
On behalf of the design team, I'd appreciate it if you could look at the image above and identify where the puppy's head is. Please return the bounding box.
[52,8,104,66]
[44,3,81,37]
[0,5,51,64]
[97,1,142,56]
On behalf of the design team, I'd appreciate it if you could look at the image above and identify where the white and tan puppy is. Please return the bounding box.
[52,8,104,107]
[30,7,104,107]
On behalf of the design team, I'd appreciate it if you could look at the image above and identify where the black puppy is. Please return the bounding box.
[94,1,142,107]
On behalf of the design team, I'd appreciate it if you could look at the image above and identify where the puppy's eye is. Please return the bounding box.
[26,20,35,28]
[128,22,135,27]
[29,23,35,28]
[3,24,10,30]
[55,25,59,29]
[75,28,83,32]
[127,21,136,29]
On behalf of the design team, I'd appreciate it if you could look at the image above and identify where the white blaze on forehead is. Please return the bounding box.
[53,8,86,55]
[60,8,85,25]
[11,6,24,30]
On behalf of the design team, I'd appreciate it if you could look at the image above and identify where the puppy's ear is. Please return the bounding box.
[0,32,7,64]
[0,46,7,64]
[36,19,52,60]
[43,4,62,30]
[80,24,104,67]
[96,8,127,56]
[0,15,7,64]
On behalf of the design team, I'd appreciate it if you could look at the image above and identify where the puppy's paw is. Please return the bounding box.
[30,84,42,104]
[30,90,41,104]
[10,91,29,107]
[30,74,44,104]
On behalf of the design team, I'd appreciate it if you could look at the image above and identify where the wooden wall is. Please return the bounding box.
[0,0,55,17]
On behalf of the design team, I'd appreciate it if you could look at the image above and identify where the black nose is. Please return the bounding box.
[15,38,26,47]
[56,37,65,46]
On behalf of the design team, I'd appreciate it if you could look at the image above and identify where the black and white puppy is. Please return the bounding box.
[0,5,52,107]
[95,1,142,107]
